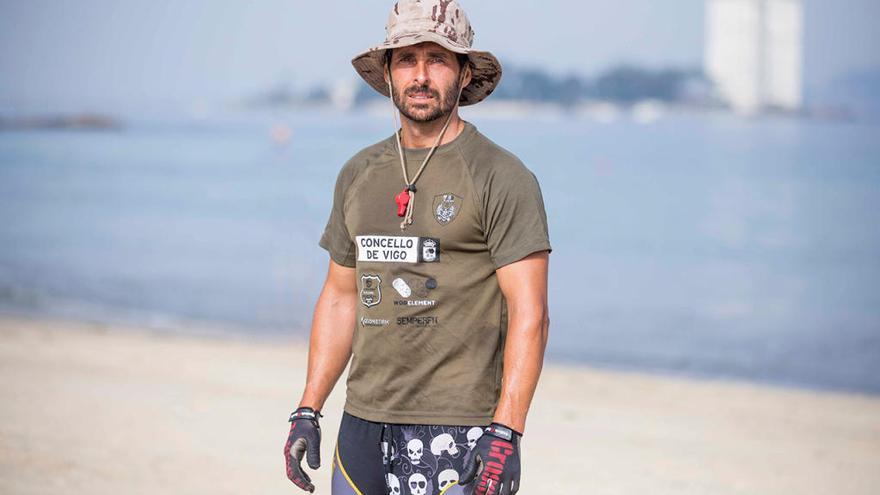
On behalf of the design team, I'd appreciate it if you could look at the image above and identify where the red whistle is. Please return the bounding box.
[395,188,410,217]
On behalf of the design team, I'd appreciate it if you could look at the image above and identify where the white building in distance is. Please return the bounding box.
[705,0,804,114]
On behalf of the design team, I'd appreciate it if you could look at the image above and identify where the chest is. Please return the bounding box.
[344,160,484,253]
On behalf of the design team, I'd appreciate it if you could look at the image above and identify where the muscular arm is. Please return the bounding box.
[297,259,358,412]
[492,250,550,433]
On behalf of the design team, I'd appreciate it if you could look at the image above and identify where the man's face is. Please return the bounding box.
[386,42,467,123]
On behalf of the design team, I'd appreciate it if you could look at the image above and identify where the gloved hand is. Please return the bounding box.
[283,407,322,493]
[460,423,522,495]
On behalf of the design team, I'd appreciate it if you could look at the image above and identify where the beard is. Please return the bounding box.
[391,78,462,123]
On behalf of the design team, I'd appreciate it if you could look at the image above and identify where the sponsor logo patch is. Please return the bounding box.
[397,315,440,327]
[360,317,389,327]
[360,274,382,307]
[393,299,437,307]
[356,235,440,263]
[433,193,463,225]
[392,278,412,298]
[391,276,437,306]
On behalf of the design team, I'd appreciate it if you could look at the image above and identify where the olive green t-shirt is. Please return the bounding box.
[319,121,552,426]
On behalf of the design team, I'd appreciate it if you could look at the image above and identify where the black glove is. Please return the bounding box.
[284,407,322,493]
[460,423,522,495]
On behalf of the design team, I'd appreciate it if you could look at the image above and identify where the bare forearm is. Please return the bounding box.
[298,283,357,412]
[492,309,549,433]
[491,251,551,433]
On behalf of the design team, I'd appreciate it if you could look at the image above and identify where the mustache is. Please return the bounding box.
[404,85,439,98]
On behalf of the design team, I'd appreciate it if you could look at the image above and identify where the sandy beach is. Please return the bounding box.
[0,316,878,495]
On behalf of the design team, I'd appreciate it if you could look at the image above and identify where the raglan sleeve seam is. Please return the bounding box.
[318,160,360,268]
[456,145,486,235]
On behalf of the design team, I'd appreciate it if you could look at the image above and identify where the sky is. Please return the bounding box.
[1,0,878,110]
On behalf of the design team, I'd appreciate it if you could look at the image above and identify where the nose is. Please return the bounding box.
[413,60,429,86]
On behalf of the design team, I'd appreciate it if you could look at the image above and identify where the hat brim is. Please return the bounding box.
[351,31,502,106]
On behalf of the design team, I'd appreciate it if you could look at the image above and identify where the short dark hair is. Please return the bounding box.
[456,53,471,72]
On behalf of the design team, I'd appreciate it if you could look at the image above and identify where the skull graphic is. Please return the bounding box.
[437,469,459,492]
[408,473,428,495]
[430,433,459,456]
[407,438,424,465]
[466,427,483,450]
[387,473,401,495]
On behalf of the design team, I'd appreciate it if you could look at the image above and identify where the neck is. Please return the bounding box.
[399,111,464,149]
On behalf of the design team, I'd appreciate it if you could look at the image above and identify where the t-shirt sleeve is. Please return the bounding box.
[318,165,357,268]
[483,164,553,269]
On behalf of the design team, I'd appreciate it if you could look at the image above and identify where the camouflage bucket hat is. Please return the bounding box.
[352,0,502,106]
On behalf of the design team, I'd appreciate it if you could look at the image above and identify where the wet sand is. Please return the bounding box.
[1,316,878,494]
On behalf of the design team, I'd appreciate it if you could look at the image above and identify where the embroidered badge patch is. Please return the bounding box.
[433,193,462,225]
[421,238,438,262]
[360,274,382,307]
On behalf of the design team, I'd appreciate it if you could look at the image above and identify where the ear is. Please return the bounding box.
[461,63,472,88]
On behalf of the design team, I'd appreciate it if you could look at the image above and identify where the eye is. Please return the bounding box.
[396,54,416,65]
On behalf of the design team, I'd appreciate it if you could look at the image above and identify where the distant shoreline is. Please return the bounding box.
[4,309,877,399]
[0,100,867,131]
[0,113,123,131]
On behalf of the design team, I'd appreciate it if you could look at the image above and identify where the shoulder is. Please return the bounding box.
[336,136,394,186]
[459,127,540,187]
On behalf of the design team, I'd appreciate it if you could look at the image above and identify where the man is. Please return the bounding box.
[284,1,551,494]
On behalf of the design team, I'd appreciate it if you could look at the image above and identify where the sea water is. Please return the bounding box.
[1,109,878,393]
